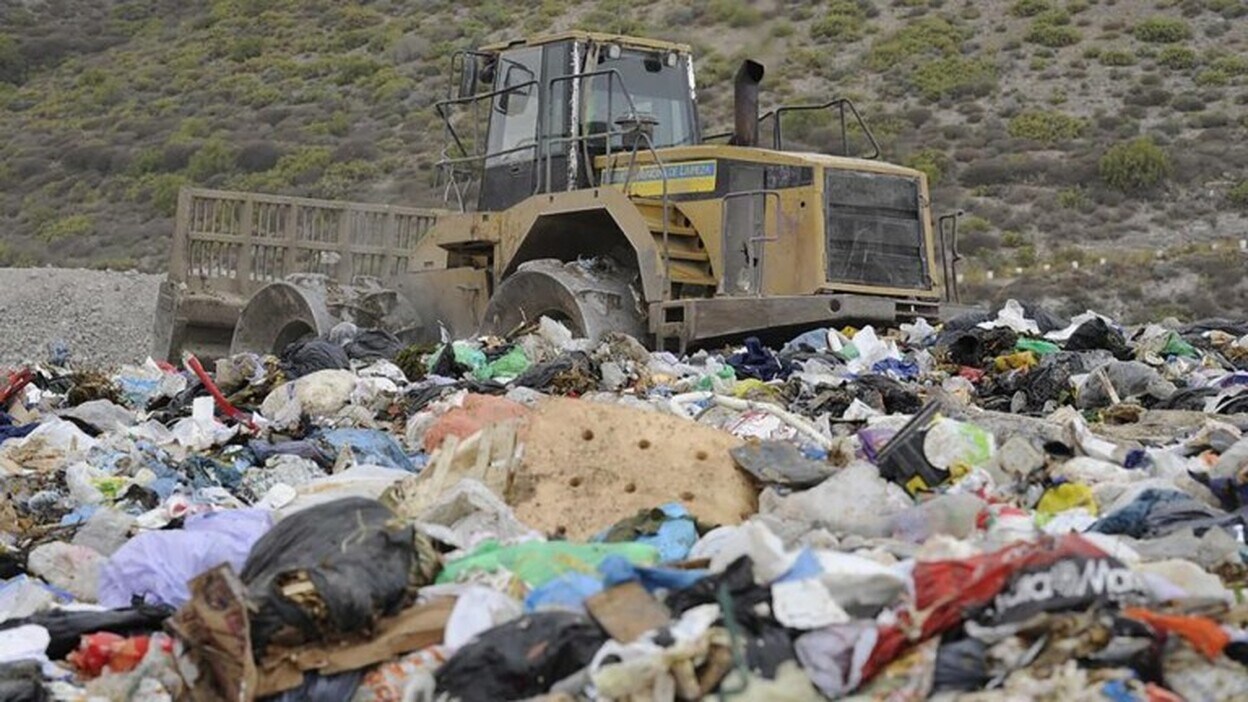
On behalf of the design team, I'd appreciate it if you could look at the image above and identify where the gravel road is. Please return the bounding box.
[0,268,164,369]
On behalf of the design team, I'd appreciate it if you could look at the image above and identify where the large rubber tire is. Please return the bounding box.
[481,259,647,342]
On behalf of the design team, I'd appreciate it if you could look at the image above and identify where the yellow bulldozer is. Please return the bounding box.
[152,31,968,361]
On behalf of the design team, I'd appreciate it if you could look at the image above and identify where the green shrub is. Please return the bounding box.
[1157,45,1197,69]
[1205,0,1246,18]
[1015,244,1038,267]
[1195,69,1230,86]
[1008,109,1086,143]
[127,173,190,215]
[171,117,211,143]
[1229,180,1248,208]
[905,148,952,185]
[812,11,867,42]
[1026,21,1082,47]
[1133,16,1191,43]
[1099,49,1136,66]
[706,0,763,28]
[1211,55,1248,75]
[0,34,21,85]
[1001,230,1029,247]
[868,17,968,70]
[1171,92,1205,112]
[1034,8,1072,25]
[1057,187,1090,209]
[36,214,93,243]
[229,36,264,62]
[911,56,996,101]
[1099,137,1170,192]
[960,215,991,234]
[187,138,235,180]
[1011,0,1051,17]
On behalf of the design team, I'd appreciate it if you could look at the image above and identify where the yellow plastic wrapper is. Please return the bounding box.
[993,351,1038,372]
[1036,482,1098,518]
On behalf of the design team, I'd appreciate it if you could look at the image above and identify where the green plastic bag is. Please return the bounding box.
[694,365,736,391]
[1161,332,1198,359]
[473,346,531,381]
[426,342,486,374]
[1015,338,1060,356]
[438,540,659,588]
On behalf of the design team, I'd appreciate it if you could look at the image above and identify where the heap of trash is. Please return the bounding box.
[2,300,1248,701]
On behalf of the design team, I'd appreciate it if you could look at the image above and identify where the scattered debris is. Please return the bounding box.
[1,301,1247,699]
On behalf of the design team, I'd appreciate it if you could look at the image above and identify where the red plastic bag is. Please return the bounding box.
[863,534,1146,682]
[67,632,172,678]
[1124,607,1230,660]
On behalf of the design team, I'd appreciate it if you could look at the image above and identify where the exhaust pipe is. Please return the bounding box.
[729,59,765,147]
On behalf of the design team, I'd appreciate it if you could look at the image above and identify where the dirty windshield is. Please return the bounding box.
[586,49,695,148]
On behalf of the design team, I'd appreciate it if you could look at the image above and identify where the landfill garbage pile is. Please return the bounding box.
[1,302,1248,701]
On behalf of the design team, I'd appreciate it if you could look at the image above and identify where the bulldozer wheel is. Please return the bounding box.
[482,259,646,342]
[231,281,334,355]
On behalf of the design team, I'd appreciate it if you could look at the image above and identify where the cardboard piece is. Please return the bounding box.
[585,581,671,644]
[170,565,453,701]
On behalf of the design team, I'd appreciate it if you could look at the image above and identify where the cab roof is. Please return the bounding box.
[478,31,692,55]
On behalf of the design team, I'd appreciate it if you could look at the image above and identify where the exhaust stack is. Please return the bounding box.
[729,59,765,147]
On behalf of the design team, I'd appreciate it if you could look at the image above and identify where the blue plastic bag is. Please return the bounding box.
[524,573,604,613]
[318,428,416,472]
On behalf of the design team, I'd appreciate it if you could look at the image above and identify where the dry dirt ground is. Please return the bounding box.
[0,268,162,369]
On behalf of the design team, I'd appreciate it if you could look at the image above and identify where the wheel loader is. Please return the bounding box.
[152,30,968,362]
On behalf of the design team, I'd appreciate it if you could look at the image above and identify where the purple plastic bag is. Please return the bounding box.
[97,509,272,608]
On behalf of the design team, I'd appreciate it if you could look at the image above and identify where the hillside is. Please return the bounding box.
[1,0,1246,322]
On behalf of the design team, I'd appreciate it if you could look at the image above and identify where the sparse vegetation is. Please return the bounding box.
[0,0,1243,322]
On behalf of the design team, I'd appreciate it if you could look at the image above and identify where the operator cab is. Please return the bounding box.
[441,32,699,212]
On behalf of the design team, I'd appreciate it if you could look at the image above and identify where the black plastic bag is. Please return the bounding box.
[943,302,1066,334]
[261,670,365,702]
[0,661,45,702]
[1065,318,1132,360]
[665,556,795,679]
[435,612,607,702]
[940,328,1019,368]
[0,603,174,659]
[933,636,989,692]
[854,374,922,414]
[511,352,597,392]
[727,337,783,381]
[344,330,405,362]
[240,497,429,655]
[280,339,350,378]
